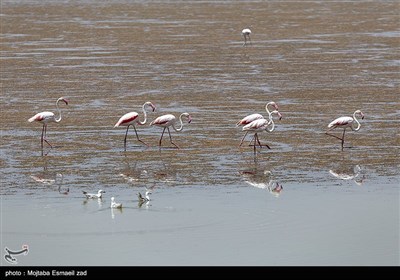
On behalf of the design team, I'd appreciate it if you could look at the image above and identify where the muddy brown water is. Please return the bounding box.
[1,1,399,266]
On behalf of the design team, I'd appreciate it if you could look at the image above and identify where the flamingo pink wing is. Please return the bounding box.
[243,119,268,131]
[114,112,139,127]
[150,114,175,126]
[328,116,353,128]
[237,113,264,126]
[28,112,54,123]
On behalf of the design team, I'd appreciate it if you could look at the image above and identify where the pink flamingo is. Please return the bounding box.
[242,27,252,46]
[28,97,69,148]
[237,101,279,147]
[150,113,192,149]
[325,110,364,150]
[242,110,282,153]
[114,101,156,150]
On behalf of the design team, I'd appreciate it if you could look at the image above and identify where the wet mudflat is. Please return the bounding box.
[1,0,399,266]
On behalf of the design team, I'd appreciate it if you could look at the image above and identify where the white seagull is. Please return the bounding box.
[111,197,123,209]
[83,190,105,199]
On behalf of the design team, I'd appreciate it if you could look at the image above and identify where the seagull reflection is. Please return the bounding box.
[240,169,283,197]
[111,207,123,219]
[329,165,364,185]
[83,197,103,209]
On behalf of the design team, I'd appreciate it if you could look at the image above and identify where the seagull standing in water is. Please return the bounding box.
[83,190,105,199]
[111,197,123,209]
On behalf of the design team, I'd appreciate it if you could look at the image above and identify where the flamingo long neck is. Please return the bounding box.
[55,99,63,122]
[138,104,148,125]
[266,113,275,132]
[172,114,184,132]
[352,111,361,131]
[265,102,274,115]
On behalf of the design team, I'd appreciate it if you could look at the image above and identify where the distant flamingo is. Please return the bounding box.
[237,101,280,147]
[114,101,156,150]
[242,27,252,46]
[242,110,282,153]
[150,113,192,148]
[325,110,364,150]
[28,97,69,148]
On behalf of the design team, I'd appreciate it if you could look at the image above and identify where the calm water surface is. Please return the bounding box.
[1,0,399,266]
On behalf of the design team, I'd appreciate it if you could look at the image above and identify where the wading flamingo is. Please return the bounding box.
[150,113,192,149]
[237,101,280,147]
[325,110,364,150]
[242,27,252,46]
[114,101,156,150]
[242,110,282,153]
[28,97,69,148]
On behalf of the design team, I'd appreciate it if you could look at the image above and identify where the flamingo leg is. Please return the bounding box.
[341,128,346,151]
[132,125,148,147]
[239,131,249,147]
[248,135,255,146]
[253,133,257,154]
[43,125,52,148]
[326,127,348,150]
[167,128,180,149]
[159,128,166,146]
[253,133,271,150]
[41,124,45,148]
[123,126,130,151]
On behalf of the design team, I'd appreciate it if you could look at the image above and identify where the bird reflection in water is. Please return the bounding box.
[118,155,149,184]
[111,207,123,220]
[240,169,283,197]
[329,165,364,186]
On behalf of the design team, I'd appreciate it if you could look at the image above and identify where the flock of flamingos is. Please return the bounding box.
[26,28,365,207]
[27,96,364,207]
[28,96,365,153]
[27,28,365,154]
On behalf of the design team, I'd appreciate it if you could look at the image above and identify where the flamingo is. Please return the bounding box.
[242,110,282,153]
[111,197,123,209]
[83,190,105,199]
[28,97,69,148]
[242,27,252,46]
[149,113,192,148]
[237,101,279,147]
[325,110,364,150]
[114,101,156,150]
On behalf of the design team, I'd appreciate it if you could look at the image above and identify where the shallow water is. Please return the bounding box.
[1,0,399,266]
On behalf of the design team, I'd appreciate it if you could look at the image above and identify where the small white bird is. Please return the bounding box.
[111,197,123,209]
[83,190,105,199]
[242,27,252,46]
